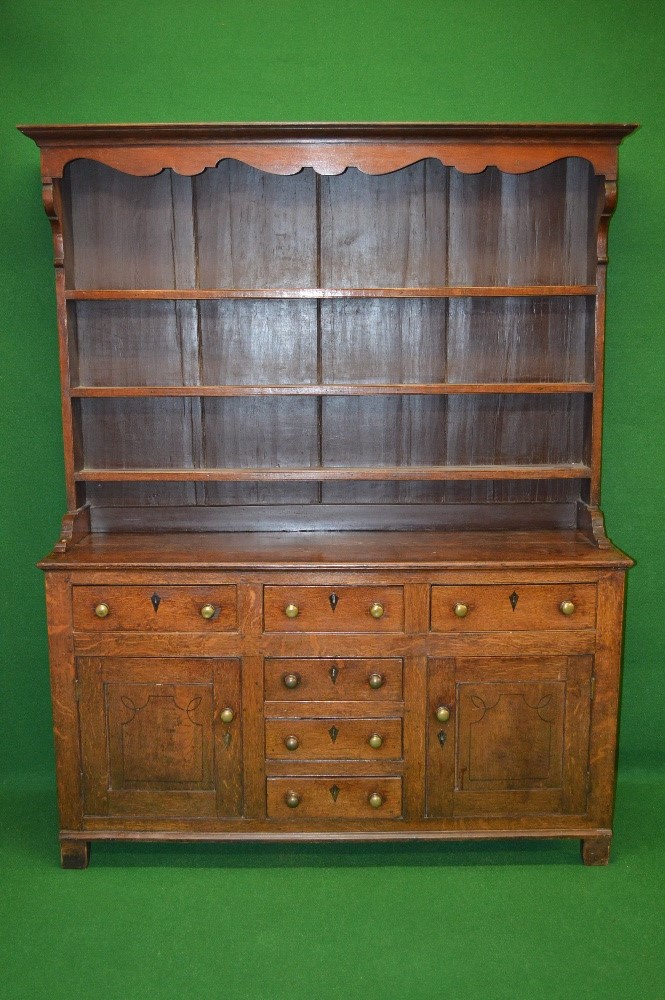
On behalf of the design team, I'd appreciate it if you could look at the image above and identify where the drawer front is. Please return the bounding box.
[266,718,403,761]
[263,585,404,632]
[431,583,597,632]
[264,658,403,702]
[72,585,238,632]
[267,777,402,819]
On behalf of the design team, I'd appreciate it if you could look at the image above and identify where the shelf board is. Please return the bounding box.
[71,382,594,398]
[65,285,597,301]
[76,464,591,483]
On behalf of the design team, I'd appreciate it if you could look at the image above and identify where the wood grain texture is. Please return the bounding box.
[19,122,636,182]
[265,718,402,761]
[267,776,403,819]
[263,585,404,632]
[72,584,238,632]
[26,123,633,865]
[430,583,596,632]
[40,530,633,571]
[264,657,403,703]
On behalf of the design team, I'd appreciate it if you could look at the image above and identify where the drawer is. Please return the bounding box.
[264,658,403,702]
[267,777,402,819]
[431,583,596,632]
[265,718,403,760]
[263,585,404,632]
[72,585,238,631]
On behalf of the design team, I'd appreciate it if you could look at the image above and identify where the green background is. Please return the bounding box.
[1,2,663,998]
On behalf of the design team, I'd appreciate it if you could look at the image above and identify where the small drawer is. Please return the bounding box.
[72,585,238,631]
[266,718,403,761]
[267,776,402,819]
[264,658,403,702]
[430,583,596,632]
[263,586,404,632]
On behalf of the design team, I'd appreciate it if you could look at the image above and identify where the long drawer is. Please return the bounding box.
[431,583,596,632]
[72,585,238,631]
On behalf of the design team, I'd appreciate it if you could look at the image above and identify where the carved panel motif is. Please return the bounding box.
[107,682,214,790]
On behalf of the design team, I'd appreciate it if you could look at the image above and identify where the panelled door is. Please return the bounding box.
[77,657,242,819]
[427,656,593,818]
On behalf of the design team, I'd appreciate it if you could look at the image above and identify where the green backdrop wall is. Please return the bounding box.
[1,0,663,783]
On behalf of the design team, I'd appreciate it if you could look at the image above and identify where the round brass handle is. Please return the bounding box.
[559,600,576,616]
[282,672,301,690]
[284,603,299,619]
[369,602,385,619]
[368,792,384,809]
[368,672,384,690]
[454,602,469,618]
[200,604,216,620]
[94,603,110,619]
[368,733,383,749]
[436,705,451,723]
[285,791,301,809]
[219,708,235,723]
[284,735,299,751]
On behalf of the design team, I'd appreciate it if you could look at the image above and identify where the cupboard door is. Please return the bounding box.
[427,656,592,818]
[78,657,242,819]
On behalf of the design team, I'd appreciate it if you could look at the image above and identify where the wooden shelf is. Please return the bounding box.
[75,464,592,483]
[71,382,595,398]
[65,285,597,301]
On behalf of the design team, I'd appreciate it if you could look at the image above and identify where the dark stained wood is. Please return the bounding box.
[581,835,611,865]
[60,840,90,869]
[39,530,633,571]
[25,123,633,865]
[89,501,581,533]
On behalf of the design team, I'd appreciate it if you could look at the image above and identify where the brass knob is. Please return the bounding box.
[436,705,451,723]
[284,735,299,751]
[219,708,234,723]
[200,604,216,620]
[368,792,384,809]
[368,733,383,749]
[284,603,299,619]
[285,791,300,808]
[454,602,469,618]
[368,672,384,689]
[559,600,576,616]
[369,602,385,619]
[94,603,109,619]
[282,672,301,690]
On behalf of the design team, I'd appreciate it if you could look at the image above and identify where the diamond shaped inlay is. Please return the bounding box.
[328,726,339,743]
[329,785,340,801]
[509,590,519,611]
[329,665,339,684]
[150,592,161,613]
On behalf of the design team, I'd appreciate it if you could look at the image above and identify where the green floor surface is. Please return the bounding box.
[1,769,663,1000]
